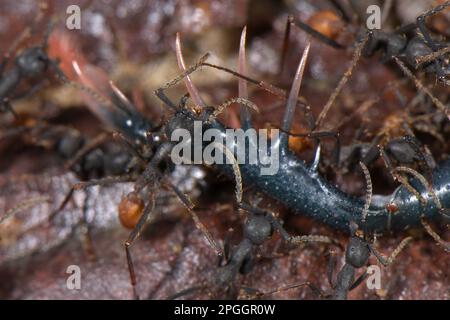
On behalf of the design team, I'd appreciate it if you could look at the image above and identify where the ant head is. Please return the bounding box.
[346,236,370,268]
[164,111,196,137]
[243,214,272,245]
[16,47,49,77]
[57,131,84,158]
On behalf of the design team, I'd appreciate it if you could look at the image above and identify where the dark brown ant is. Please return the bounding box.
[0,118,135,180]
[168,201,338,299]
[337,88,444,187]
[310,162,412,300]
[244,162,413,300]
[50,67,239,299]
[0,11,68,118]
[286,1,450,85]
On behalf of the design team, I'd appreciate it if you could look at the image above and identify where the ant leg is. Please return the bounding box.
[166,285,208,300]
[369,236,414,267]
[361,134,384,167]
[348,271,369,291]
[200,62,291,100]
[316,32,369,128]
[11,81,48,101]
[0,196,49,225]
[379,145,415,194]
[394,166,445,214]
[154,52,210,111]
[280,42,311,149]
[421,218,450,252]
[49,175,134,222]
[0,26,32,76]
[124,193,157,299]
[291,19,345,49]
[327,250,337,289]
[164,179,222,257]
[240,282,319,299]
[239,26,253,130]
[64,132,109,170]
[379,147,425,203]
[416,46,450,67]
[221,228,234,266]
[394,57,449,116]
[417,1,450,51]
[413,121,445,145]
[79,189,96,261]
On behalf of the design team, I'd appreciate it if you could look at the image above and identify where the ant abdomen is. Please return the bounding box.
[118,192,145,230]
[307,10,345,41]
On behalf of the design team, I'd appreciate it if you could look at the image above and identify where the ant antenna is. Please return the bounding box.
[369,236,414,266]
[392,166,449,251]
[415,46,450,67]
[208,142,243,204]
[421,218,450,252]
[359,161,372,224]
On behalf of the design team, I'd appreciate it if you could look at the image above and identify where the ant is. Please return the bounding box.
[309,162,411,299]
[0,5,68,119]
[285,3,450,178]
[169,201,338,299]
[245,162,413,300]
[286,1,450,85]
[50,39,258,298]
[0,119,133,179]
